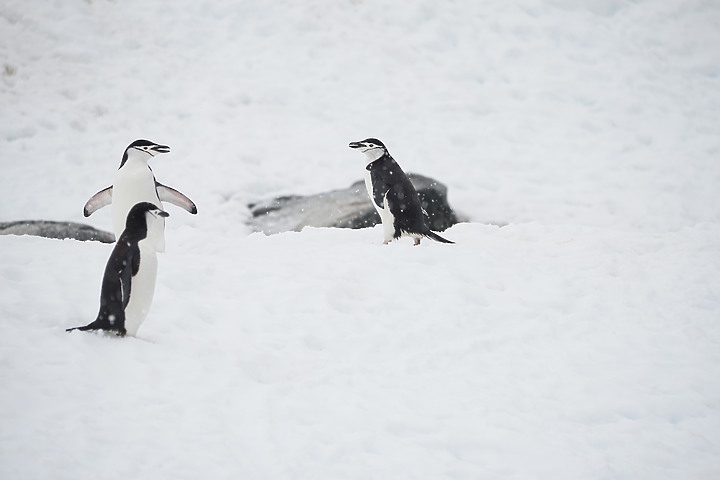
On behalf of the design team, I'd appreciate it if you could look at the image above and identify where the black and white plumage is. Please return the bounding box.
[66,202,169,337]
[349,138,453,245]
[83,139,197,251]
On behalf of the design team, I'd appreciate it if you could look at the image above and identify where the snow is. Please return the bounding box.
[2,0,720,479]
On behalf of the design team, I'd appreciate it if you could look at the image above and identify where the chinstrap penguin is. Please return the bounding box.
[349,138,454,245]
[66,202,169,337]
[83,139,197,251]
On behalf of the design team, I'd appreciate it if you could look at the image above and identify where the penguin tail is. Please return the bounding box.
[66,323,95,333]
[66,320,126,336]
[424,230,454,244]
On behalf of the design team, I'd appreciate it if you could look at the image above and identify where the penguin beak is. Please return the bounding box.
[158,210,170,218]
[348,142,363,149]
[152,145,170,154]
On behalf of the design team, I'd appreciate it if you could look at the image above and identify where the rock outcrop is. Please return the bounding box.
[0,221,115,243]
[248,173,459,235]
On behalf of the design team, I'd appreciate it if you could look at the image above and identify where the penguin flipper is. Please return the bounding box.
[119,248,137,310]
[156,182,198,214]
[370,178,390,210]
[84,186,113,217]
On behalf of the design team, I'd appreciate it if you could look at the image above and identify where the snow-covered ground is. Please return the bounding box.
[2,1,720,479]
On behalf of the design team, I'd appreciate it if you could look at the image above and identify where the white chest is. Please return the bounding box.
[112,161,165,250]
[123,242,159,336]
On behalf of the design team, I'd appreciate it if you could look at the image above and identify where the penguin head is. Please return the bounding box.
[120,139,170,167]
[349,138,387,162]
[349,138,386,153]
[125,202,169,232]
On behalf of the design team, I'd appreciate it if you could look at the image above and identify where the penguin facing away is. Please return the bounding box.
[67,202,169,337]
[84,139,197,251]
[349,138,454,245]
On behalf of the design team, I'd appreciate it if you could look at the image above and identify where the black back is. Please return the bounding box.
[89,237,141,335]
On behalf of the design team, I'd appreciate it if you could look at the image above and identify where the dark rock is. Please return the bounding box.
[0,220,115,243]
[248,173,459,235]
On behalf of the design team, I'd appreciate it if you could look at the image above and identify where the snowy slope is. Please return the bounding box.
[3,224,720,480]
[2,1,720,479]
